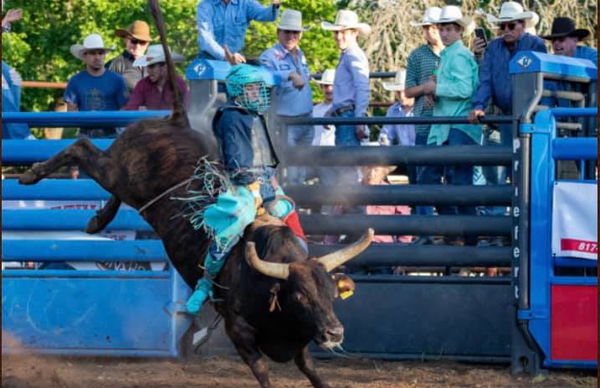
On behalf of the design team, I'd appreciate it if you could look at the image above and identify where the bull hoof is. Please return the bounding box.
[85,216,103,234]
[19,166,42,185]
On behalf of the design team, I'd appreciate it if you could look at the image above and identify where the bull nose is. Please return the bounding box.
[326,326,344,343]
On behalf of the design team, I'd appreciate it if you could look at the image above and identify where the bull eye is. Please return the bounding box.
[294,292,307,304]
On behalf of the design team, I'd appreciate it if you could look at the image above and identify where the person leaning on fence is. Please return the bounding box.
[259,9,313,186]
[124,44,189,111]
[420,6,481,246]
[404,7,443,245]
[64,34,129,138]
[106,20,154,92]
[321,9,371,186]
[185,64,307,315]
[468,2,546,228]
[197,0,280,64]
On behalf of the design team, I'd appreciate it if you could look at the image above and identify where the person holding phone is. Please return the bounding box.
[468,1,546,235]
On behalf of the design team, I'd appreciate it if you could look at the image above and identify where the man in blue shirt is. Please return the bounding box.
[65,34,129,138]
[322,9,371,186]
[2,61,32,139]
[260,9,313,185]
[197,0,280,64]
[468,2,546,221]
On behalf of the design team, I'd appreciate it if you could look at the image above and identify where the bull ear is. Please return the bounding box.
[245,242,290,280]
[318,228,374,272]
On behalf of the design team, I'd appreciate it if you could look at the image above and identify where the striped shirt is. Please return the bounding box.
[405,44,440,137]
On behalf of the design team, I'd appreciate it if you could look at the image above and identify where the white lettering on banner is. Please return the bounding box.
[552,182,597,260]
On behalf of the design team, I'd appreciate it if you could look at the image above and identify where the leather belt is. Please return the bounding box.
[330,105,355,117]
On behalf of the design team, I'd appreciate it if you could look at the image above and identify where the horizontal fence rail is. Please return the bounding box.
[286,185,512,206]
[283,145,512,166]
[3,139,112,164]
[299,214,511,236]
[283,115,512,126]
[2,110,170,128]
[552,138,597,160]
[3,179,110,200]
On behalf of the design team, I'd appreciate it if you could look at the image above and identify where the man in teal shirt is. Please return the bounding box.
[420,5,481,245]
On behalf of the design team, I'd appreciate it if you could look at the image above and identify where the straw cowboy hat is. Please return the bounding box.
[315,69,335,85]
[115,20,155,42]
[277,9,310,32]
[486,2,539,28]
[433,6,473,30]
[321,9,371,35]
[541,17,590,41]
[132,44,185,67]
[410,7,442,27]
[381,69,407,91]
[70,34,113,60]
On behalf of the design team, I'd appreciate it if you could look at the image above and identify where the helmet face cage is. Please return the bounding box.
[226,65,271,113]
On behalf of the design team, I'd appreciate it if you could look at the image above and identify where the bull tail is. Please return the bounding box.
[148,0,189,127]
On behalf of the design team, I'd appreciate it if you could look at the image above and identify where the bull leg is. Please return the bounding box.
[19,137,118,189]
[226,317,272,388]
[86,195,121,234]
[294,346,330,388]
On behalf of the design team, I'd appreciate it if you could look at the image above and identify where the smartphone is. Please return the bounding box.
[475,27,488,47]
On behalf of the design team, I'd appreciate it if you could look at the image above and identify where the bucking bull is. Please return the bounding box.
[18,1,373,387]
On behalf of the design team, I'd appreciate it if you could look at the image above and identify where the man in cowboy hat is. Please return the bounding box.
[468,2,546,223]
[321,9,371,186]
[260,9,313,185]
[197,0,280,64]
[542,17,597,65]
[107,20,154,92]
[405,7,444,241]
[420,5,481,246]
[124,44,189,111]
[64,33,128,138]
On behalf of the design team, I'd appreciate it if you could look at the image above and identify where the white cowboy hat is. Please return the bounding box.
[321,10,371,35]
[433,6,474,31]
[70,34,113,60]
[381,69,407,91]
[278,9,310,32]
[132,44,185,67]
[315,69,335,85]
[486,2,539,28]
[410,7,442,27]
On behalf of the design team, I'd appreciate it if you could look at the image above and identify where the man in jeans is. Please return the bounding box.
[260,10,313,186]
[404,7,443,245]
[321,9,371,187]
[421,6,481,246]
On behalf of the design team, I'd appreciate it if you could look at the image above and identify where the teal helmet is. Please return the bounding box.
[225,64,271,113]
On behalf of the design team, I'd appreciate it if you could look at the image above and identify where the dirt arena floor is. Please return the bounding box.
[2,353,596,388]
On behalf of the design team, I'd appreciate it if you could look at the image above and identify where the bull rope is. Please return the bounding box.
[138,178,194,214]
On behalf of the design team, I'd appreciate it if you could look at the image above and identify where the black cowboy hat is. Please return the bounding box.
[541,17,590,40]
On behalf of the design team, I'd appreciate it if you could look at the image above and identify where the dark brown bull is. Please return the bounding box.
[18,1,374,387]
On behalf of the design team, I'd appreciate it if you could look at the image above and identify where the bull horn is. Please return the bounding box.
[318,228,374,272]
[245,242,289,280]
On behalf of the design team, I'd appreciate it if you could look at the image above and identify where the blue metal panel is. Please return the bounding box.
[509,51,597,80]
[553,138,597,160]
[543,360,598,369]
[1,110,170,127]
[554,258,598,269]
[3,139,113,163]
[2,209,153,231]
[2,240,167,261]
[2,268,191,357]
[185,58,280,85]
[3,179,110,200]
[550,276,598,286]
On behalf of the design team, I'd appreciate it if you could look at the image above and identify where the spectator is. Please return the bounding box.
[421,6,481,246]
[312,69,336,149]
[542,17,597,66]
[468,2,546,228]
[197,0,280,64]
[2,6,32,139]
[124,44,189,111]
[260,9,313,186]
[65,34,129,138]
[107,20,154,92]
[405,7,443,244]
[379,69,415,147]
[321,9,371,187]
[361,165,412,244]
